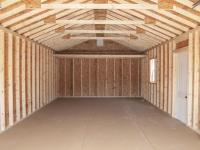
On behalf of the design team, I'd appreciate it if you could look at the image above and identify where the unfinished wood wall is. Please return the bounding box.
[58,58,141,97]
[0,30,59,132]
[141,28,200,133]
[141,40,174,112]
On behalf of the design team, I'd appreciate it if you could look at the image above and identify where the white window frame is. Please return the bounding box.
[150,58,157,83]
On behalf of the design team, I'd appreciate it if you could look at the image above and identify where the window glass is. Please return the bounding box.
[150,59,157,83]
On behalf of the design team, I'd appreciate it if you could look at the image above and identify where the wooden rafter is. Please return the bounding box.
[0,0,199,51]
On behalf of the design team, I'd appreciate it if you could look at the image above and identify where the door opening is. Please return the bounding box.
[174,49,188,124]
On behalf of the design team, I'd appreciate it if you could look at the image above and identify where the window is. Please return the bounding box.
[150,59,157,83]
[97,39,104,47]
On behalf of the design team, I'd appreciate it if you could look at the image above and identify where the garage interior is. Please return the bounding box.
[0,0,200,149]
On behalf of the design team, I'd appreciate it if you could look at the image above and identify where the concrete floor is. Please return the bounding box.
[0,98,200,150]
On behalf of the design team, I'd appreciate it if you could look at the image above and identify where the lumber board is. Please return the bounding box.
[193,30,200,129]
[0,30,6,131]
[164,43,169,112]
[107,59,115,96]
[188,32,194,127]
[36,44,40,110]
[160,45,164,110]
[7,33,14,126]
[27,41,32,115]
[114,59,122,96]
[122,58,131,96]
[74,58,82,96]
[21,39,26,118]
[98,59,106,96]
[15,36,20,122]
[89,59,97,96]
[82,59,90,96]
[31,43,36,112]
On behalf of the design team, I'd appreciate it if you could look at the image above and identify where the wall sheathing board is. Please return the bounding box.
[58,58,141,97]
[141,27,200,133]
[0,29,58,132]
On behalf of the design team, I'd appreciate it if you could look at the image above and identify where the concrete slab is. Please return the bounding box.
[0,98,200,150]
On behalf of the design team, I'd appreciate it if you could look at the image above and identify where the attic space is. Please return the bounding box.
[0,0,200,150]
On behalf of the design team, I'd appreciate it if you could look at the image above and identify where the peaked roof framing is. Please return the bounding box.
[0,0,200,51]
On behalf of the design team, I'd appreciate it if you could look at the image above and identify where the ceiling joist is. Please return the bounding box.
[62,36,139,40]
[39,3,171,10]
[55,29,137,35]
[44,19,146,25]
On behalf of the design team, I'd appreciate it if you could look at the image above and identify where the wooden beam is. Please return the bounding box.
[15,36,20,122]
[192,0,200,8]
[54,54,146,58]
[62,36,138,40]
[57,29,135,34]
[52,19,145,25]
[36,44,40,110]
[193,30,200,130]
[32,42,36,112]
[187,31,194,127]
[40,3,160,10]
[0,30,5,131]
[27,41,32,115]
[8,33,14,126]
[21,39,26,118]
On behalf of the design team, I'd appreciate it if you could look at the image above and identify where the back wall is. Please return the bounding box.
[58,57,141,97]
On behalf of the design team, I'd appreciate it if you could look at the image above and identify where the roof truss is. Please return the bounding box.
[0,0,199,51]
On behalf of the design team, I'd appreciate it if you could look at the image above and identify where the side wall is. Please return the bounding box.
[0,30,60,132]
[141,28,200,133]
[58,58,141,97]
